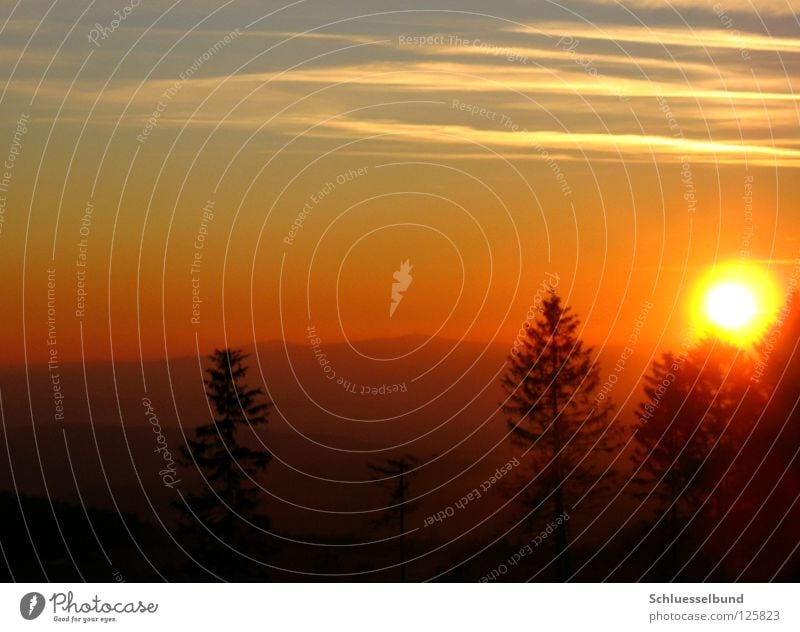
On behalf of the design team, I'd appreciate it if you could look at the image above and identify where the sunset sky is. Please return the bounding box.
[1,0,798,363]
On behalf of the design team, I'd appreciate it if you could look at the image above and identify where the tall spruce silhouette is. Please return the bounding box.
[177,348,272,580]
[501,291,616,581]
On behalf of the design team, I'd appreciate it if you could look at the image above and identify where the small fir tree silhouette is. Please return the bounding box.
[369,455,419,581]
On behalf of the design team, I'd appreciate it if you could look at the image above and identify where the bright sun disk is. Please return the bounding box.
[704,282,757,331]
[692,262,781,346]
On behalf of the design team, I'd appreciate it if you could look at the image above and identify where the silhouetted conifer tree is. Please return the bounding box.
[501,291,617,581]
[176,348,271,580]
[632,339,765,577]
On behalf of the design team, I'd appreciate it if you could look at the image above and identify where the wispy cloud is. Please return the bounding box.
[289,114,800,166]
[248,61,800,103]
[9,54,798,162]
[509,21,800,53]
[589,0,800,16]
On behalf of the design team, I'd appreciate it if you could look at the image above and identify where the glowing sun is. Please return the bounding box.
[704,282,757,330]
[693,263,780,345]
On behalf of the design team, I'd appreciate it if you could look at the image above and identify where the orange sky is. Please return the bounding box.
[0,1,798,365]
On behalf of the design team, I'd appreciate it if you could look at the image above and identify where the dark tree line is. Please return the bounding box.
[500,288,800,581]
[167,291,800,582]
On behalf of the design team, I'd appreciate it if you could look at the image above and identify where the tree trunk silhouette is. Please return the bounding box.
[399,468,406,582]
[552,383,570,581]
